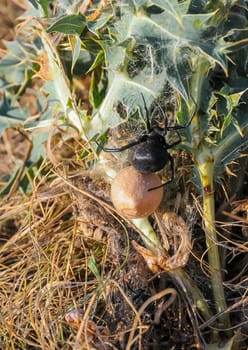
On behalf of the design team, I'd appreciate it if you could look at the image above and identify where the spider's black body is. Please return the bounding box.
[129,132,172,173]
[99,94,195,190]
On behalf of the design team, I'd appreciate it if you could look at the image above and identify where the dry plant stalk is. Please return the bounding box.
[132,212,191,273]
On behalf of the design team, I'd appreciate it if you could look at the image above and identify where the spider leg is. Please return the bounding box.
[96,135,148,153]
[166,124,187,131]
[148,154,175,191]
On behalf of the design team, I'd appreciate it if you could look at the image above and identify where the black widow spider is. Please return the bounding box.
[99,94,196,191]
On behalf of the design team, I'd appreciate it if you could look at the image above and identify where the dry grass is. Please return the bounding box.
[0,156,125,349]
[0,132,247,349]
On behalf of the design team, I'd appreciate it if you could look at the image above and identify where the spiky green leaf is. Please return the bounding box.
[47,14,86,35]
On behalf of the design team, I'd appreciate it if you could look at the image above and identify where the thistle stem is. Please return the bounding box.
[196,149,231,330]
[189,56,231,332]
[131,220,213,322]
[168,268,213,322]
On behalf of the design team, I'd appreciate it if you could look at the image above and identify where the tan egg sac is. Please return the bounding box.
[111,166,163,218]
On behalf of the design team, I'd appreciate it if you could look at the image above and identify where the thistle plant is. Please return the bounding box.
[0,0,248,349]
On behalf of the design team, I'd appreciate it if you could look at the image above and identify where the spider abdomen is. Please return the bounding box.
[129,141,169,173]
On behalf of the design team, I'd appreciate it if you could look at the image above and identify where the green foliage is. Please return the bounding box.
[28,0,49,17]
[0,39,39,89]
[67,0,248,156]
[0,96,26,135]
[47,14,86,35]
[0,0,247,191]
